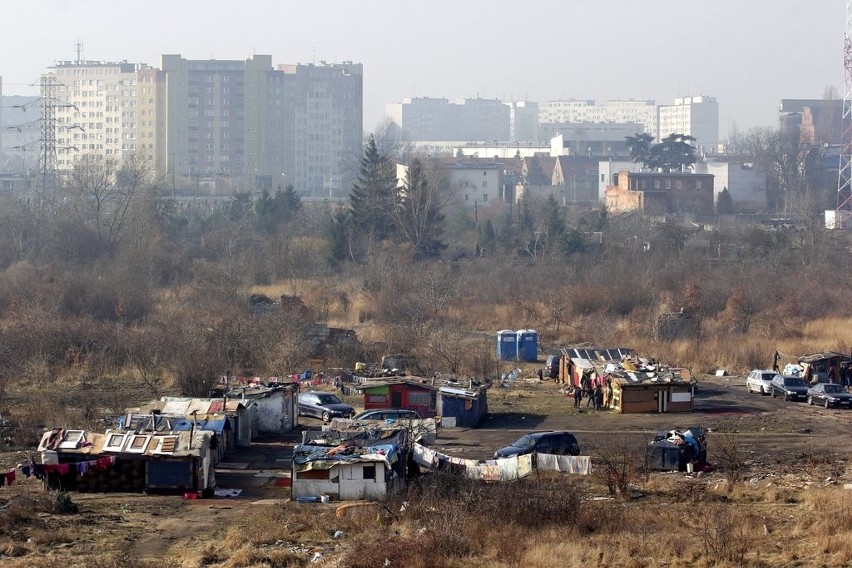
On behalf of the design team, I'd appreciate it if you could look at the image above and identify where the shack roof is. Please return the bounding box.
[797,351,852,365]
[292,427,404,471]
[131,397,253,417]
[356,375,487,395]
[38,428,211,458]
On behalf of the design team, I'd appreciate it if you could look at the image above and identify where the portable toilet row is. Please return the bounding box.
[496,329,539,362]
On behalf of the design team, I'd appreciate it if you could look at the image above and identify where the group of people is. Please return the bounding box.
[570,374,613,411]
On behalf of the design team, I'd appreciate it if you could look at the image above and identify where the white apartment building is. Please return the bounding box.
[49,60,154,171]
[658,96,719,154]
[42,56,363,197]
[539,99,657,140]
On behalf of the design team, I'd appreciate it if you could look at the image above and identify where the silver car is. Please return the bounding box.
[746,369,777,395]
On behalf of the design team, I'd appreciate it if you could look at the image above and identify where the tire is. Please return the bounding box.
[825,399,831,409]
[784,393,789,401]
[322,411,331,422]
[808,397,814,405]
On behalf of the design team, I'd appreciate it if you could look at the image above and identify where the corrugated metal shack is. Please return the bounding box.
[37,427,215,494]
[127,397,257,450]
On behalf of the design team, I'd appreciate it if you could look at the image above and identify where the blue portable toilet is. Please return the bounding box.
[496,330,517,361]
[516,329,539,362]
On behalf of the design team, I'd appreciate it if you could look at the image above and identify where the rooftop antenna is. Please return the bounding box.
[74,38,84,64]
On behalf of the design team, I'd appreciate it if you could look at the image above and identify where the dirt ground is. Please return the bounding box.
[1,373,851,565]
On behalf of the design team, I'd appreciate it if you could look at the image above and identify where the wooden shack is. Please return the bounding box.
[611,380,695,414]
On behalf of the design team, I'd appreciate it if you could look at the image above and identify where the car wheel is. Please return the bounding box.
[762,386,769,395]
[322,411,331,422]
[808,396,814,405]
[784,393,789,401]
[825,399,831,409]
[771,390,776,398]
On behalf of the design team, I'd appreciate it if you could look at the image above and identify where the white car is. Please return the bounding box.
[746,369,778,395]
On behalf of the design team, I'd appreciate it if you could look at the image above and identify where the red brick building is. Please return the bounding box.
[605,170,714,215]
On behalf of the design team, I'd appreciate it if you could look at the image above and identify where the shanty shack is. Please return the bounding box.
[228,383,299,433]
[129,397,257,450]
[361,379,436,418]
[359,377,489,427]
[436,384,488,427]
[291,428,409,500]
[797,351,852,384]
[37,427,215,495]
[611,375,695,414]
[558,346,694,413]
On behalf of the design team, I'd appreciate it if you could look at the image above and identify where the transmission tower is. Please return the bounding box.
[38,74,59,193]
[836,0,852,228]
[34,74,80,197]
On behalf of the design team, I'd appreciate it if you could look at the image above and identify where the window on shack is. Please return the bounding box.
[362,464,376,480]
[407,391,432,407]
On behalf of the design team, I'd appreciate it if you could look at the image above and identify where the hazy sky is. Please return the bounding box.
[1,0,843,139]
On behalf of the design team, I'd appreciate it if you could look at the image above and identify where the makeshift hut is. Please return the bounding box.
[229,383,299,433]
[37,427,215,495]
[360,379,437,418]
[797,351,852,384]
[359,377,489,427]
[130,397,257,448]
[436,385,488,427]
[291,428,409,500]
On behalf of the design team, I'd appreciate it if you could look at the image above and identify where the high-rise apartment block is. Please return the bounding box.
[44,55,363,197]
[658,96,719,154]
[385,97,510,142]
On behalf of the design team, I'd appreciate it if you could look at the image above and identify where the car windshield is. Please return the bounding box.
[315,394,343,404]
[512,435,539,449]
[784,378,806,387]
[761,373,777,381]
[823,384,843,393]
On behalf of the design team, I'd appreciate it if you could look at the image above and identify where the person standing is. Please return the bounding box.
[594,384,604,411]
[772,351,780,373]
[573,384,582,409]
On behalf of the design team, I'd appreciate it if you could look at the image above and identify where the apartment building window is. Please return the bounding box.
[675,180,682,189]
[665,180,671,189]
[483,194,488,202]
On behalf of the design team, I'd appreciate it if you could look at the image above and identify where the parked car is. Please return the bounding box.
[544,355,561,379]
[493,431,580,458]
[298,392,355,422]
[769,375,809,402]
[807,383,852,409]
[746,369,778,395]
[352,408,422,421]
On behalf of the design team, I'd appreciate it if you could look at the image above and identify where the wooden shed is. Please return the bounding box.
[611,381,695,414]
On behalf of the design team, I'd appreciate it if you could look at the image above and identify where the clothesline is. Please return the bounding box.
[0,455,117,487]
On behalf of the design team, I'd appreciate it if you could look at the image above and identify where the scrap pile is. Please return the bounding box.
[646,427,708,472]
